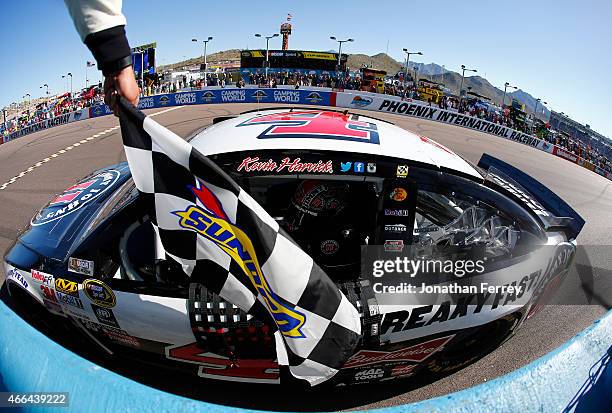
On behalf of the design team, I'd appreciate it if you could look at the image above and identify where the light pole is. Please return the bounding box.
[67,73,73,97]
[40,84,49,102]
[413,65,419,88]
[23,93,30,104]
[192,36,213,87]
[86,62,95,89]
[402,48,422,89]
[330,37,354,80]
[502,82,517,107]
[459,64,477,102]
[255,33,279,78]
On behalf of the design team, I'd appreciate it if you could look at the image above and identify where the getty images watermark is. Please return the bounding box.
[358,244,604,307]
[369,256,518,296]
[370,255,525,299]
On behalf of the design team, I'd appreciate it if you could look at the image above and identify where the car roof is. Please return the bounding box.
[190,108,482,179]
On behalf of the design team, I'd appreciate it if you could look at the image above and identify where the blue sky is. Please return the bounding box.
[1,0,611,137]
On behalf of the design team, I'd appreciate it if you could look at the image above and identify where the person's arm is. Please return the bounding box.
[64,0,138,113]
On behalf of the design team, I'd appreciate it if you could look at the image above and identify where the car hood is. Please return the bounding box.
[10,163,132,263]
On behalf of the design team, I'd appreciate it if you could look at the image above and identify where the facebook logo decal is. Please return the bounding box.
[353,162,364,173]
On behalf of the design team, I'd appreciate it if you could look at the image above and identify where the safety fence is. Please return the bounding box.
[2,87,611,182]
[0,299,609,412]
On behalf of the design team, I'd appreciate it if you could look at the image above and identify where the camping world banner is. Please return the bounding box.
[117,98,361,385]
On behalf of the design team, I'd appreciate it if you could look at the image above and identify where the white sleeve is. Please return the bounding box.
[64,0,127,41]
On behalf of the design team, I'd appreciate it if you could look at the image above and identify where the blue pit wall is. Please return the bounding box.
[0,300,610,412]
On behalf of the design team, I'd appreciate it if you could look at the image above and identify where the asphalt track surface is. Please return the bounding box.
[0,103,609,411]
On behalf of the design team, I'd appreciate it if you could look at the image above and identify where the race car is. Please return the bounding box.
[3,108,584,386]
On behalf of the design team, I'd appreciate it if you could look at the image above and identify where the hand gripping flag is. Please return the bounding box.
[117,98,361,385]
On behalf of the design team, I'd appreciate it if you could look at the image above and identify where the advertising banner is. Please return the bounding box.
[8,108,90,140]
[335,92,542,149]
[536,140,555,154]
[90,89,333,111]
[554,146,579,163]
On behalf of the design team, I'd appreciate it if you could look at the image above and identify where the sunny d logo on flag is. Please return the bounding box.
[117,98,361,385]
[173,184,307,338]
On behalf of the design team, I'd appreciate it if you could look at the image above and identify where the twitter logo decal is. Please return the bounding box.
[340,162,352,172]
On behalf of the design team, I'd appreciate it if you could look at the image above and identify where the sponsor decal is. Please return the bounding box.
[40,285,57,302]
[379,269,549,335]
[390,364,418,378]
[384,209,410,216]
[80,319,138,346]
[174,92,197,105]
[385,224,407,232]
[166,343,280,383]
[353,162,365,173]
[31,269,54,286]
[273,90,300,103]
[351,96,373,107]
[102,327,140,348]
[354,368,384,381]
[68,257,94,276]
[236,157,333,174]
[73,111,83,120]
[320,239,340,255]
[159,95,171,106]
[237,110,380,144]
[83,279,116,308]
[91,304,120,328]
[7,268,28,289]
[306,92,323,103]
[32,170,121,226]
[396,165,409,178]
[221,89,246,102]
[340,161,352,172]
[93,105,104,116]
[56,291,84,309]
[389,187,408,202]
[367,162,377,173]
[173,183,306,339]
[55,278,79,297]
[252,90,268,102]
[384,240,404,252]
[344,336,454,369]
[202,91,216,102]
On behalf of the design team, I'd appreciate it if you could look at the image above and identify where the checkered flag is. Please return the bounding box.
[118,98,361,385]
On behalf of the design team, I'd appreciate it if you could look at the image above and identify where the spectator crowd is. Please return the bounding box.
[3,68,610,174]
[2,86,104,137]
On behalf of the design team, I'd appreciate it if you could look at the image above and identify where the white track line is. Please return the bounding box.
[0,106,182,191]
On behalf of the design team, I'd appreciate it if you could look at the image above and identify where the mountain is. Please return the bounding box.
[407,62,450,76]
[509,89,551,119]
[347,53,403,74]
[347,53,548,117]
